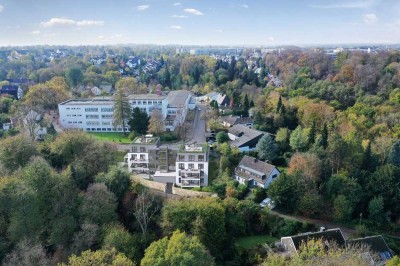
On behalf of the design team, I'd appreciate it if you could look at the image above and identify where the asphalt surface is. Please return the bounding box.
[188,104,207,144]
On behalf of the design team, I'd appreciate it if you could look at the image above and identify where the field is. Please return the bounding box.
[89,132,131,144]
[235,235,278,249]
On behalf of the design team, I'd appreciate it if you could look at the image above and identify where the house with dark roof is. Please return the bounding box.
[235,155,280,188]
[1,85,23,100]
[281,228,346,255]
[197,92,230,107]
[221,115,254,128]
[347,235,393,265]
[228,124,265,152]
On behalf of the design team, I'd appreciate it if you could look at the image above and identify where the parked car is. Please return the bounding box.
[260,198,276,209]
[208,139,216,147]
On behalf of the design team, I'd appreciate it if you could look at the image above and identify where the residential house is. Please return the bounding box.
[175,143,209,188]
[221,115,254,128]
[0,85,23,100]
[281,228,346,255]
[228,124,265,152]
[197,92,230,107]
[90,86,102,96]
[347,235,393,265]
[234,156,280,188]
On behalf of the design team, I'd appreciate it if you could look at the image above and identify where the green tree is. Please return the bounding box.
[243,94,250,111]
[256,134,278,162]
[332,195,353,222]
[80,183,117,226]
[216,131,229,143]
[289,126,308,152]
[113,88,131,135]
[141,230,215,266]
[276,95,283,113]
[65,67,83,88]
[102,224,139,262]
[268,173,299,212]
[128,107,149,135]
[62,248,134,266]
[320,123,328,149]
[388,141,400,167]
[368,196,387,226]
[95,166,131,201]
[308,120,316,145]
[0,135,38,172]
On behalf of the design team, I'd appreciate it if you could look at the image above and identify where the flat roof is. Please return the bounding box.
[132,136,159,145]
[59,98,113,106]
[167,90,191,107]
[128,94,166,100]
[179,143,208,153]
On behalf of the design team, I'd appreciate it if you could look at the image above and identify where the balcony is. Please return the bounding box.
[130,157,148,162]
[180,168,201,174]
[181,179,200,187]
[130,163,149,169]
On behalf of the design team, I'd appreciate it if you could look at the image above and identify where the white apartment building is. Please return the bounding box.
[58,90,193,132]
[175,143,209,188]
[127,135,160,174]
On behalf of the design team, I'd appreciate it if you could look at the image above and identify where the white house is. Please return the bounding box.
[234,155,280,189]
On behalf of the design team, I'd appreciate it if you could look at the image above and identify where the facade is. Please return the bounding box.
[234,155,280,189]
[127,135,160,174]
[175,143,209,188]
[58,90,192,132]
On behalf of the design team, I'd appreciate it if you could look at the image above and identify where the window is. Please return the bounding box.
[153,101,157,105]
[198,155,204,161]
[198,164,204,170]
[101,114,113,119]
[86,115,99,119]
[101,108,113,112]
[179,155,185,161]
[138,101,142,105]
[158,101,162,104]
[140,147,146,152]
[86,121,100,126]
[85,108,98,112]
[132,101,137,105]
[133,147,138,152]
[102,122,111,125]
[189,155,195,161]
[179,163,184,169]
[188,163,194,169]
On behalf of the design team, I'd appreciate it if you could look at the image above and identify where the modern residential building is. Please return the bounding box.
[127,135,160,174]
[234,155,280,189]
[58,90,194,132]
[228,124,266,152]
[175,143,209,188]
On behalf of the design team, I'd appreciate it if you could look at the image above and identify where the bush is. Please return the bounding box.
[252,187,267,203]
[159,132,177,142]
[128,131,137,141]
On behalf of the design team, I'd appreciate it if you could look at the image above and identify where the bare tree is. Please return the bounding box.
[148,109,164,135]
[132,191,159,238]
[15,104,49,141]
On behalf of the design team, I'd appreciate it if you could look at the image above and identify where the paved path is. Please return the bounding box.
[270,210,356,239]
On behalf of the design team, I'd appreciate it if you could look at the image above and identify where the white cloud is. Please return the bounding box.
[173,2,181,6]
[171,25,183,30]
[41,18,104,27]
[171,15,188,18]
[214,29,223,33]
[268,36,275,41]
[137,5,150,11]
[0,5,4,12]
[184,8,203,16]
[363,13,378,24]
[242,4,249,8]
[31,30,41,35]
[310,0,378,9]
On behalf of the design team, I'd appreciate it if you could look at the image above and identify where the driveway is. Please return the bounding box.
[188,103,206,144]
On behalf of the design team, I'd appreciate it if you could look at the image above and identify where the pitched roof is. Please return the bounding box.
[167,90,191,107]
[282,229,346,254]
[228,124,264,148]
[222,115,253,126]
[347,235,393,260]
[238,155,276,176]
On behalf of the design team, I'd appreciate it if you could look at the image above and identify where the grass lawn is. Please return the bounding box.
[236,235,278,249]
[89,132,131,144]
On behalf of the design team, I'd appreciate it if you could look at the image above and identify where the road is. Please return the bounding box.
[188,103,207,144]
[270,210,357,239]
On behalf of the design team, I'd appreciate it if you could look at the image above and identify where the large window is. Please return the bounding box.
[86,115,99,119]
[198,155,205,161]
[179,155,185,161]
[101,114,113,119]
[85,108,98,112]
[101,108,113,112]
[189,155,195,161]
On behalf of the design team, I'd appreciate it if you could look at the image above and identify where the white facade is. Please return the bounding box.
[175,144,209,188]
[58,91,192,132]
[235,168,280,189]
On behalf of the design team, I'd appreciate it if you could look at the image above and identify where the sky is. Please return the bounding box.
[0,0,399,46]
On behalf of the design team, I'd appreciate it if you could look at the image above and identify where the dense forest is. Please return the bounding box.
[0,46,399,265]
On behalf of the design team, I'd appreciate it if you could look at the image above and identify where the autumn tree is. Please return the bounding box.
[0,135,38,172]
[132,190,160,238]
[24,77,69,110]
[61,248,134,266]
[113,88,131,135]
[2,240,52,266]
[148,109,164,135]
[288,152,322,181]
[290,126,308,152]
[141,230,215,266]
